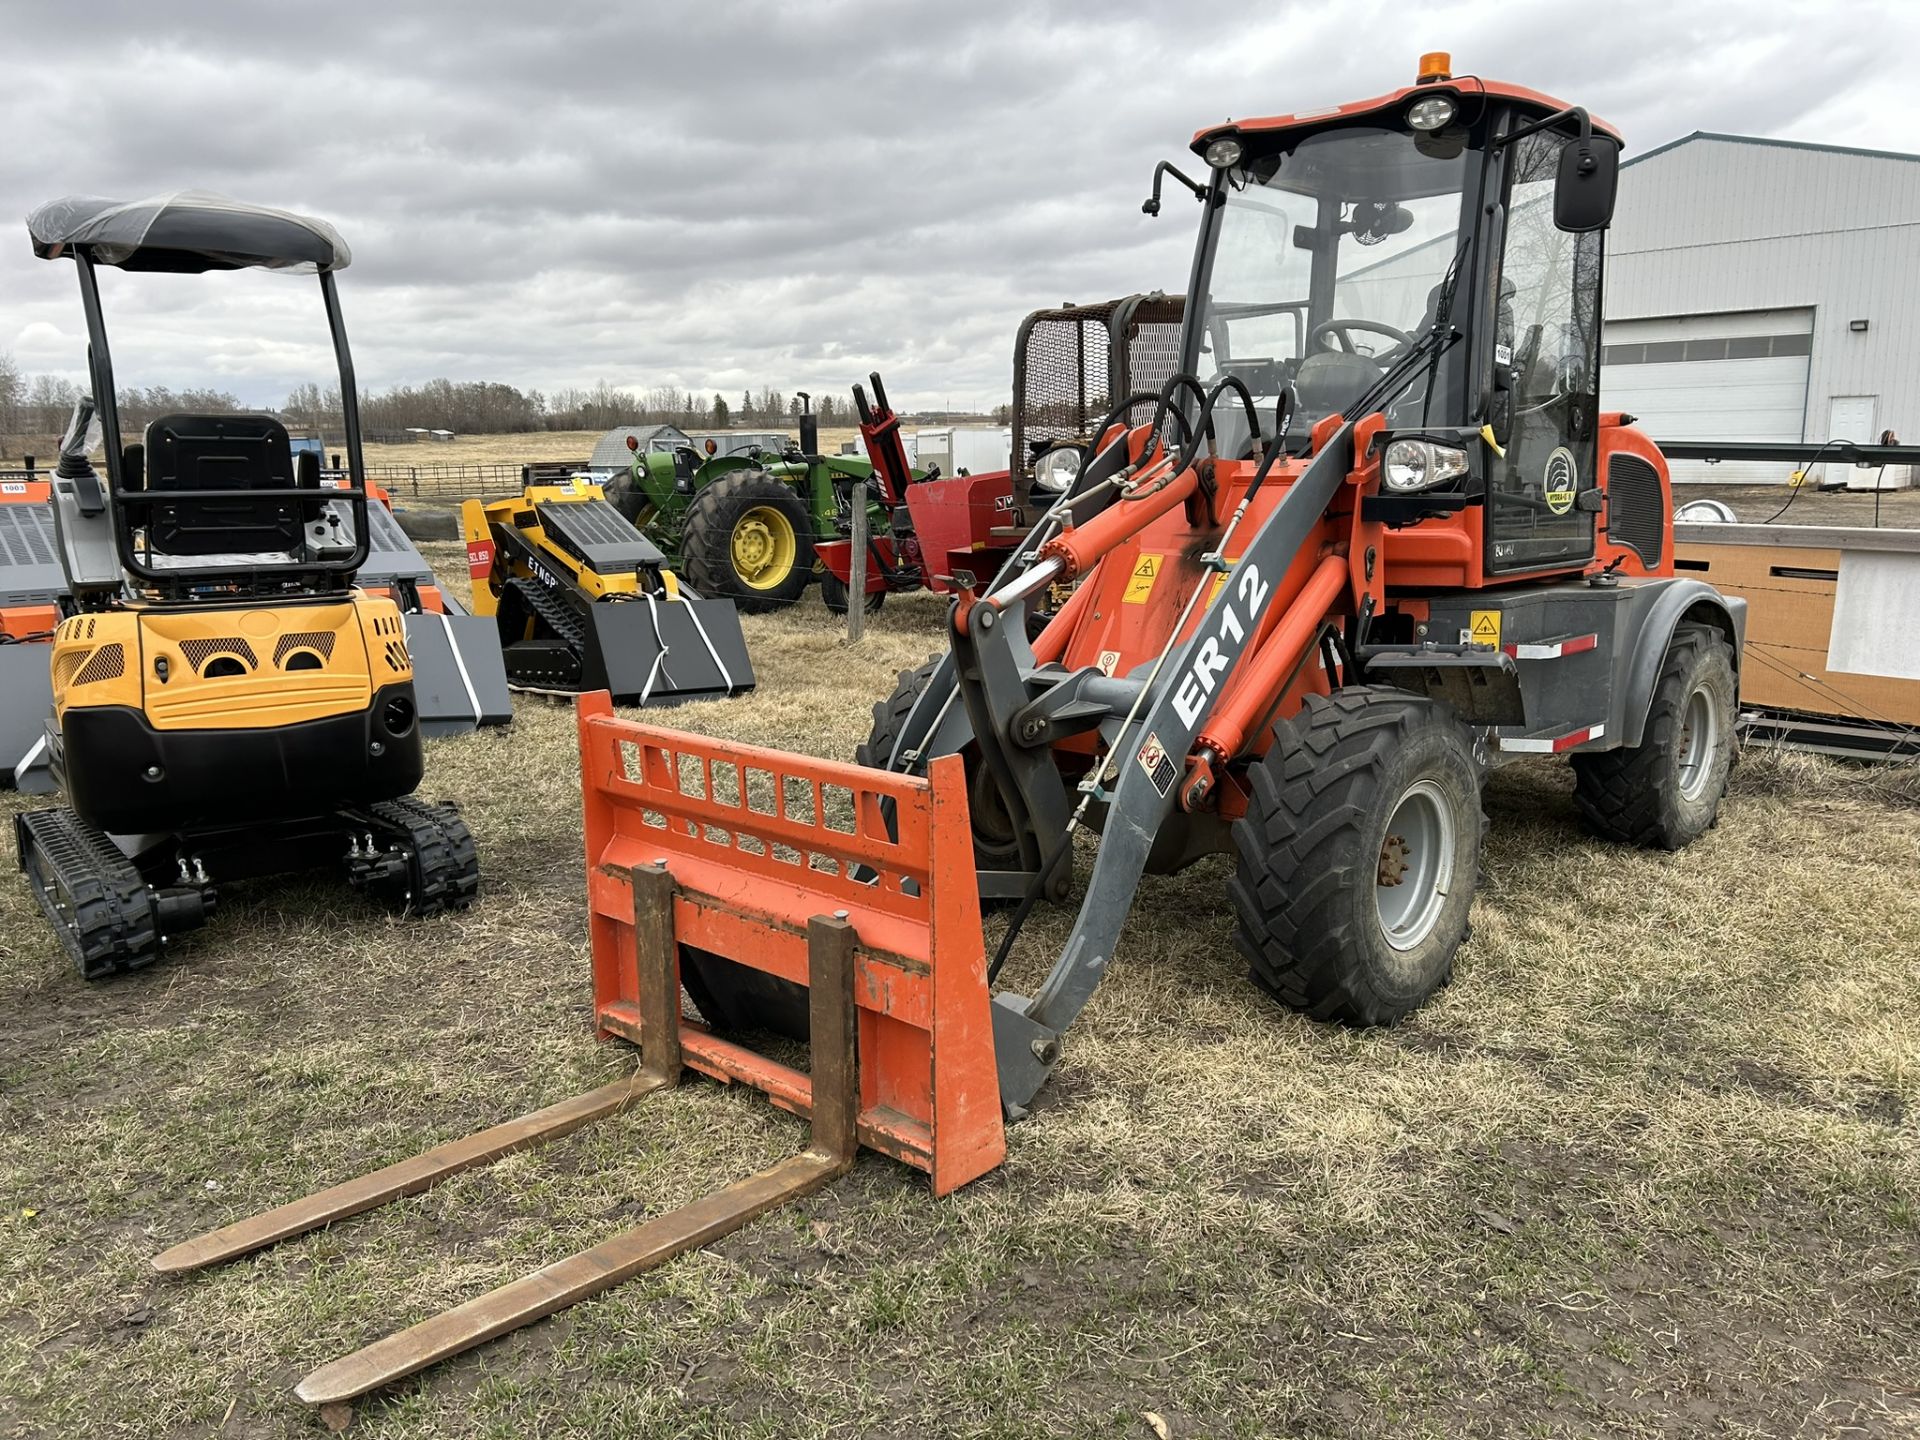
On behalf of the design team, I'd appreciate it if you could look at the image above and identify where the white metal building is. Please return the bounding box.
[1602,133,1920,485]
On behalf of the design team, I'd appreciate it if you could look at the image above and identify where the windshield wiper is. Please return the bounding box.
[1415,233,1474,426]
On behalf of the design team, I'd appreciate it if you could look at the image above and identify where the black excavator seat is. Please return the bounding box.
[141,413,313,557]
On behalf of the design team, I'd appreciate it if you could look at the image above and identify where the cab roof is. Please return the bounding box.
[1192,75,1621,155]
[27,191,350,274]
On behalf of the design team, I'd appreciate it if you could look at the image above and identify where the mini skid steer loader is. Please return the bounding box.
[155,60,1745,1413]
[462,479,755,705]
[15,193,479,978]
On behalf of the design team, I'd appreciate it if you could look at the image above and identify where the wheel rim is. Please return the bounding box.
[1677,685,1719,801]
[1374,779,1457,952]
[729,505,798,590]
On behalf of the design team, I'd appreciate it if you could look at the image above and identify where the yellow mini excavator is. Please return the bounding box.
[16,192,479,978]
[462,479,754,705]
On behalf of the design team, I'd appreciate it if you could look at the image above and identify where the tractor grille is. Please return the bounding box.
[71,644,126,686]
[274,631,337,666]
[1606,453,1664,566]
[384,638,410,673]
[180,637,258,672]
[1010,293,1186,482]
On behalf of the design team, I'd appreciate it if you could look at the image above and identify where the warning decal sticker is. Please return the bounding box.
[1136,732,1177,798]
[1122,553,1163,604]
[1468,609,1501,648]
[1097,649,1122,676]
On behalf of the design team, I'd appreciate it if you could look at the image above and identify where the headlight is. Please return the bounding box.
[1203,136,1243,169]
[1032,446,1083,493]
[1407,95,1457,132]
[1382,438,1469,492]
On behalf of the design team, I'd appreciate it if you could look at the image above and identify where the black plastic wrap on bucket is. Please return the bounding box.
[403,611,516,735]
[0,644,56,792]
[500,596,755,706]
[588,597,754,706]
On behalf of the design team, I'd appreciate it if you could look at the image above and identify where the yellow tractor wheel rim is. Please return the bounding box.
[729,505,799,590]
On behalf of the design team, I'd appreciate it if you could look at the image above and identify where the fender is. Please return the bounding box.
[1613,579,1747,747]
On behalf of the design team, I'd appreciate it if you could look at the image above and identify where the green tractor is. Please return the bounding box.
[607,397,901,615]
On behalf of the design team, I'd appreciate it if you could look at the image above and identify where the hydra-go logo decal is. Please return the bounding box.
[1544,447,1578,515]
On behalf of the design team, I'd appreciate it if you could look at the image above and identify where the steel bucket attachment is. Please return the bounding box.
[149,693,1000,1414]
[0,646,55,792]
[500,594,754,706]
[400,609,515,735]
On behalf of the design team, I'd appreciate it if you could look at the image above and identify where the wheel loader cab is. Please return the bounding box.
[1186,72,1621,581]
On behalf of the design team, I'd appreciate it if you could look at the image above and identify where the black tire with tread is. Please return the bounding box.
[1231,686,1485,1026]
[1572,623,1736,850]
[821,570,886,616]
[858,656,1023,875]
[679,470,816,613]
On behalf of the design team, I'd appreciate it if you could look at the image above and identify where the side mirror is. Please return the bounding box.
[625,434,639,453]
[1554,134,1620,232]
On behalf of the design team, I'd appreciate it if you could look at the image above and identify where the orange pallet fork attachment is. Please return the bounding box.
[578,693,1006,1197]
[154,865,860,1412]
[149,696,1003,1412]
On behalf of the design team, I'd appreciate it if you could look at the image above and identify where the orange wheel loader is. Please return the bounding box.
[153,56,1743,1413]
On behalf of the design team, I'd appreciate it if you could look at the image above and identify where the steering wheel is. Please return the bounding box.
[1308,318,1414,363]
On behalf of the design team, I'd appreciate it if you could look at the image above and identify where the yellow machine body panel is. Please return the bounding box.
[461,483,680,614]
[50,593,410,732]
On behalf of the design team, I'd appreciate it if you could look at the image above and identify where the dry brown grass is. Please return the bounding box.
[1,550,1917,1439]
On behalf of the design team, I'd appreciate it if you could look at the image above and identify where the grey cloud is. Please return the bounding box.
[5,0,1917,414]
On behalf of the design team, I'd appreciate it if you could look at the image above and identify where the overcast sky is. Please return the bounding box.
[4,0,1916,416]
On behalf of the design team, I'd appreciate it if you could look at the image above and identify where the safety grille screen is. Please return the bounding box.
[1011,303,1120,482]
[72,643,126,686]
[274,631,338,665]
[1606,454,1664,566]
[1008,295,1188,483]
[181,637,258,671]
[0,506,56,565]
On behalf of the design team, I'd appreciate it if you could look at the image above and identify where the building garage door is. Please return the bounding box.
[1600,308,1812,484]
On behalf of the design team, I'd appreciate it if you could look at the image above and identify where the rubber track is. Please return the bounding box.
[16,808,159,979]
[359,797,480,917]
[1228,687,1484,1025]
[504,577,588,652]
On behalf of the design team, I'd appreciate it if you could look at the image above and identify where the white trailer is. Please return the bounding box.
[914,425,1010,477]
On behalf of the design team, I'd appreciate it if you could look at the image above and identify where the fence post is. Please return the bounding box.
[410,467,418,498]
[847,492,868,645]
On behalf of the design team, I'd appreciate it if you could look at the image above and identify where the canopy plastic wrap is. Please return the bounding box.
[27,191,350,273]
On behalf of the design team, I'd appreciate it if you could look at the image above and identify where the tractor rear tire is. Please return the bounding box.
[680,471,815,613]
[1231,686,1484,1026]
[1572,623,1736,850]
[821,570,886,616]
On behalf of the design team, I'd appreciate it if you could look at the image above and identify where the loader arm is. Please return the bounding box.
[979,423,1358,1107]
